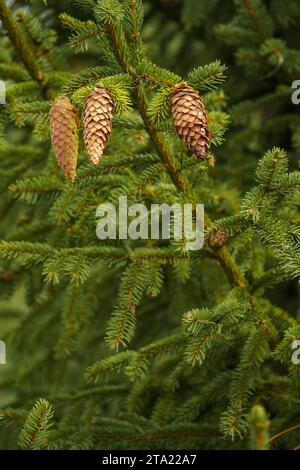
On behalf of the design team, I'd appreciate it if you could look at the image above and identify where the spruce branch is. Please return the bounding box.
[0,0,53,98]
[18,399,54,450]
[187,60,227,92]
[101,2,249,291]
[100,7,188,194]
[242,0,272,40]
[1,0,299,450]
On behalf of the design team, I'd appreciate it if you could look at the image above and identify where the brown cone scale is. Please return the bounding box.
[171,83,210,159]
[50,96,79,182]
[209,228,228,247]
[83,86,114,165]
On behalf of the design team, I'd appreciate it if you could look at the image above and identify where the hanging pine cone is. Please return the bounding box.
[83,86,114,165]
[171,83,210,159]
[50,96,79,182]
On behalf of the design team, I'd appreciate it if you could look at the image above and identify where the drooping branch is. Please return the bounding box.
[104,14,249,290]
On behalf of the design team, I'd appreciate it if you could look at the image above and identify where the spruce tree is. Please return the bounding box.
[0,0,299,450]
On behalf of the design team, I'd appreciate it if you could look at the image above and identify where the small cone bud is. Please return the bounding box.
[83,86,114,165]
[171,83,210,159]
[50,96,79,182]
[209,228,228,247]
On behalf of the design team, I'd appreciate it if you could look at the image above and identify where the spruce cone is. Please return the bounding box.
[50,96,79,182]
[171,83,210,159]
[83,86,114,165]
[209,228,228,247]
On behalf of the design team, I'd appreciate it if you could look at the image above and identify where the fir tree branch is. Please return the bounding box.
[212,246,249,289]
[0,0,53,99]
[242,0,267,41]
[103,4,249,291]
[102,10,188,195]
[17,399,54,450]
[269,424,300,444]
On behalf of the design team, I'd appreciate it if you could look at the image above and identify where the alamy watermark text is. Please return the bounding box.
[96,196,204,251]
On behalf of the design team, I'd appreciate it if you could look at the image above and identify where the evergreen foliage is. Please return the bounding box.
[0,0,299,450]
